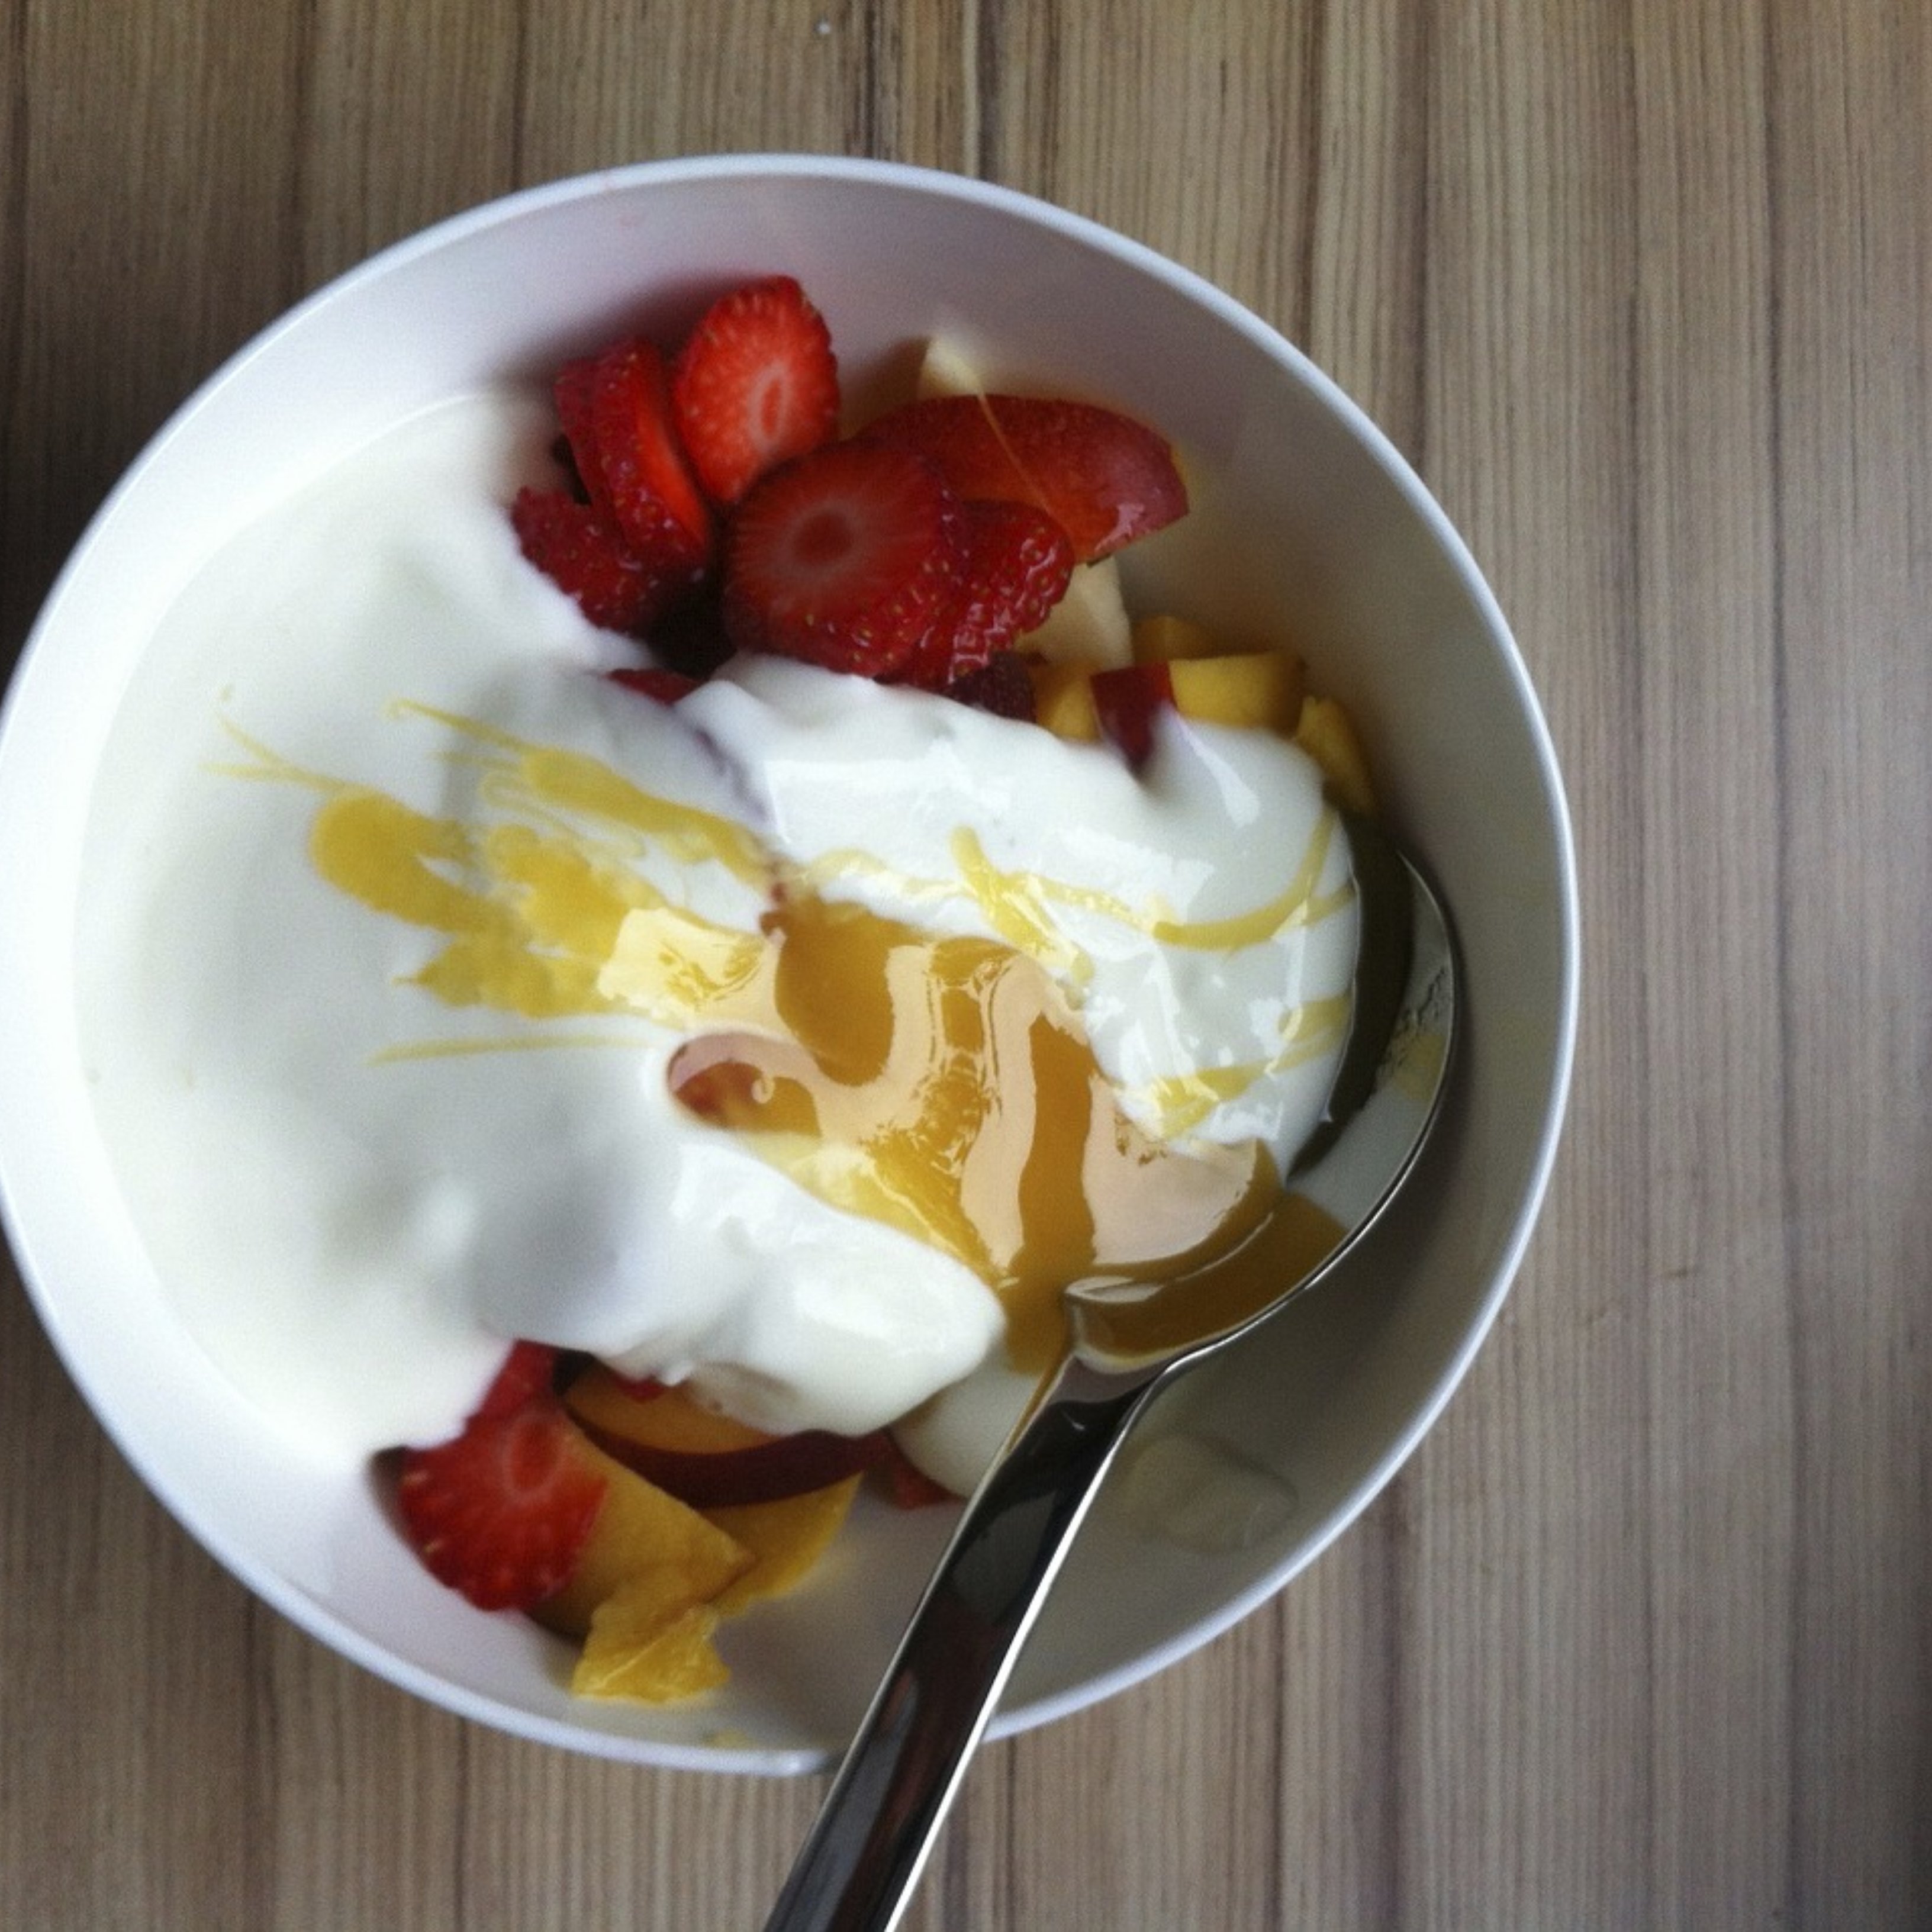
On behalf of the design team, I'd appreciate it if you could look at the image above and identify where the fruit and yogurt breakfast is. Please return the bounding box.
[76,276,1377,1702]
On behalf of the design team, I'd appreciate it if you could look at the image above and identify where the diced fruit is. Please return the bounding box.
[606,666,700,704]
[509,488,663,635]
[586,338,715,580]
[530,1433,752,1640]
[566,1366,887,1507]
[951,498,1075,659]
[552,356,607,504]
[1034,646,1310,763]
[895,498,1074,689]
[572,1592,729,1703]
[472,1339,562,1418]
[1023,555,1133,667]
[722,442,965,677]
[671,276,841,505]
[585,1422,886,1509]
[1028,657,1104,741]
[1296,693,1379,814]
[568,1367,771,1455]
[945,652,1038,722]
[1168,651,1307,736]
[1131,613,1223,662]
[1090,662,1174,765]
[396,1387,608,1612]
[706,1476,863,1613]
[856,393,1187,563]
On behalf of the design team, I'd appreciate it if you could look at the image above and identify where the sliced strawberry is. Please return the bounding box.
[671,276,841,505]
[472,1340,563,1419]
[944,652,1038,721]
[857,393,1187,562]
[894,497,1073,689]
[552,355,607,505]
[722,442,965,677]
[586,337,715,585]
[396,1389,608,1612]
[510,487,663,635]
[607,666,701,704]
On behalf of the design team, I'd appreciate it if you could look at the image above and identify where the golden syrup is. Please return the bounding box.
[668,893,1273,1374]
[255,704,1350,1376]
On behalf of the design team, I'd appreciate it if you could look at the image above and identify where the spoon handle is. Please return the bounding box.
[762,1354,1162,1932]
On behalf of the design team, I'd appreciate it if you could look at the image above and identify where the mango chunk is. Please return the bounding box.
[572,1593,729,1704]
[706,1477,863,1615]
[1168,651,1306,736]
[532,1438,752,1641]
[1295,693,1378,815]
[1130,613,1223,662]
[1027,657,1103,740]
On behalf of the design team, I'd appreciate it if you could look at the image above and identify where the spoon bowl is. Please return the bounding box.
[765,836,1457,1931]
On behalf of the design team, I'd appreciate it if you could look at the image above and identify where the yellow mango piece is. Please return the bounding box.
[1294,693,1378,815]
[1027,657,1102,740]
[572,1594,729,1704]
[532,1438,752,1641]
[1167,651,1307,736]
[1131,613,1223,662]
[565,1366,771,1455]
[706,1477,863,1615]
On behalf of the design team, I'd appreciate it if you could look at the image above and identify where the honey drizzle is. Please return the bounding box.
[226,704,1353,1367]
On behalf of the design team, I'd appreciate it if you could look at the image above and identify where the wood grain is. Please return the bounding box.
[4,0,1929,1925]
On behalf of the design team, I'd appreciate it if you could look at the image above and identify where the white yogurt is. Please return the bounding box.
[75,394,1358,1467]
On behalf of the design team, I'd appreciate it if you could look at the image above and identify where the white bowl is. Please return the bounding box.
[0,156,1577,1773]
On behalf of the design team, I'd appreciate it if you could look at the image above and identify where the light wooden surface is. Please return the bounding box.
[3,1,1928,1926]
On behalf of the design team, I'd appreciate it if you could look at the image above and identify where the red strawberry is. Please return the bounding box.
[397,1385,608,1612]
[894,497,1073,689]
[586,337,715,584]
[472,1340,563,1419]
[722,442,965,677]
[944,652,1037,722]
[606,666,700,704]
[856,393,1187,562]
[671,276,841,505]
[552,355,607,503]
[510,487,662,634]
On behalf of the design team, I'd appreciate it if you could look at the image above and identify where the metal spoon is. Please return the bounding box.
[762,820,1457,1932]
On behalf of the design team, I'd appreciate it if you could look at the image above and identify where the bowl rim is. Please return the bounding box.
[0,152,1580,1773]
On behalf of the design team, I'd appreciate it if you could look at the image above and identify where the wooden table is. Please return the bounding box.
[4,2,1927,1925]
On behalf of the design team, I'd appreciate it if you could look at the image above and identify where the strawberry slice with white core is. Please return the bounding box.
[397,1379,608,1614]
[722,442,965,677]
[671,275,841,505]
